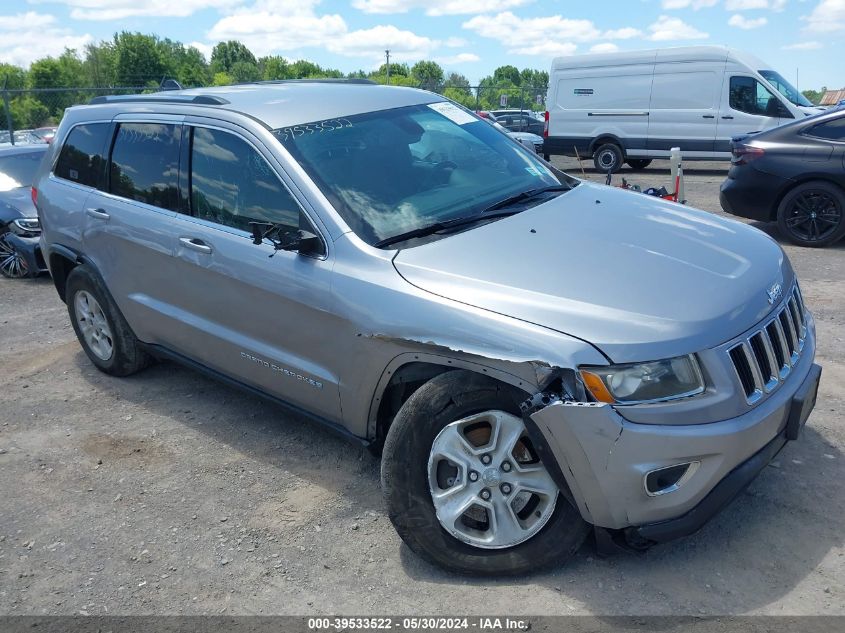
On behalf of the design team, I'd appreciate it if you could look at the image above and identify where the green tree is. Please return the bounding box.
[443,86,475,108]
[178,47,210,86]
[114,32,165,85]
[260,56,291,80]
[229,60,261,83]
[0,64,27,89]
[411,60,444,91]
[801,87,826,105]
[444,72,471,92]
[8,95,51,128]
[492,65,521,86]
[212,71,233,86]
[83,42,117,87]
[210,41,257,75]
[375,62,409,78]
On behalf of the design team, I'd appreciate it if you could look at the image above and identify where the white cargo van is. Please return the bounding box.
[543,46,825,171]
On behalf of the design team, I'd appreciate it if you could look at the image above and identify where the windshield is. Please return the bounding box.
[274,103,567,246]
[759,70,813,108]
[0,149,46,192]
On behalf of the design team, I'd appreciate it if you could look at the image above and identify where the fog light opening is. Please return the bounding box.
[644,461,699,497]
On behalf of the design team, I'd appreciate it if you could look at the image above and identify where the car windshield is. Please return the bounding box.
[274,102,568,247]
[0,150,46,192]
[759,70,813,108]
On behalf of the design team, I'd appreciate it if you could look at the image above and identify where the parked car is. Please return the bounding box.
[475,110,497,120]
[490,109,545,136]
[544,46,823,172]
[35,82,820,575]
[720,109,845,247]
[0,144,49,278]
[31,126,58,144]
[487,118,544,154]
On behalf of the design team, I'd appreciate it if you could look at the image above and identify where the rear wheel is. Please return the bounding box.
[381,371,590,575]
[0,229,30,279]
[626,159,652,170]
[593,143,624,173]
[776,181,845,247]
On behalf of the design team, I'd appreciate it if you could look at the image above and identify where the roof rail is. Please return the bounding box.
[248,78,377,86]
[88,94,229,106]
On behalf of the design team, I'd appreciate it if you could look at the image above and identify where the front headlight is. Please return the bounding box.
[579,355,704,404]
[11,218,40,235]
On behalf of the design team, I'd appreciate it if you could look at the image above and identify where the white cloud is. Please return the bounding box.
[728,13,768,27]
[590,43,620,53]
[444,37,468,47]
[782,40,824,48]
[647,15,709,40]
[188,41,214,61]
[434,52,481,64]
[351,0,533,16]
[0,11,92,67]
[803,0,845,32]
[29,0,241,20]
[462,11,641,56]
[724,0,787,9]
[661,0,718,9]
[327,24,439,60]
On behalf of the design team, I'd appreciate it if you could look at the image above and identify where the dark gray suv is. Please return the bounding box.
[34,81,821,574]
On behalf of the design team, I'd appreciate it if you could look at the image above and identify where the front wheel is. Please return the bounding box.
[776,181,845,247]
[0,230,31,278]
[381,371,589,575]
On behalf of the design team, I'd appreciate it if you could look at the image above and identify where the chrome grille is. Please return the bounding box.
[728,286,807,404]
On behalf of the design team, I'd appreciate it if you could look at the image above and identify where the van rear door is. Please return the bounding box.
[646,66,722,158]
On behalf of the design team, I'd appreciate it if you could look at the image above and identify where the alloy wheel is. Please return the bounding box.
[0,234,29,279]
[74,290,115,361]
[427,410,558,549]
[784,190,843,243]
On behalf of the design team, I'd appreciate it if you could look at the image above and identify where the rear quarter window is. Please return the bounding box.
[54,123,111,187]
[805,117,845,141]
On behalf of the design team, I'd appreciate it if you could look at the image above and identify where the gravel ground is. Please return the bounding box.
[0,159,843,616]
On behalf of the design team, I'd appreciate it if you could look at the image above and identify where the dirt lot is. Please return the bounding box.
[1,159,843,616]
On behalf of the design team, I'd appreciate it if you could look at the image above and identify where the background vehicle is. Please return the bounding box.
[720,109,845,247]
[0,145,49,278]
[545,46,814,172]
[487,118,544,154]
[490,109,545,136]
[35,83,818,575]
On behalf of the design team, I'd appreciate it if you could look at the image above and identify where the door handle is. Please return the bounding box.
[721,116,734,120]
[702,115,715,119]
[179,237,212,254]
[86,207,110,220]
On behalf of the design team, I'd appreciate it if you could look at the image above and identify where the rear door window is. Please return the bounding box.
[109,123,180,211]
[805,117,845,141]
[54,123,111,188]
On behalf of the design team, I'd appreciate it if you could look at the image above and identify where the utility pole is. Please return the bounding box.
[385,49,390,85]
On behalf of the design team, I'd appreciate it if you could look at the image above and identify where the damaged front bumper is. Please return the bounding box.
[526,346,821,543]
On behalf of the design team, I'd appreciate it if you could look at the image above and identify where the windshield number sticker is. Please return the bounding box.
[428,102,477,125]
[524,167,542,177]
[278,118,353,142]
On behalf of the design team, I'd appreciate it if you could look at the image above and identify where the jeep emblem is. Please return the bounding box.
[767,282,782,305]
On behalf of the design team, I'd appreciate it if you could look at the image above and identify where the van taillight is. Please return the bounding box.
[543,111,549,138]
[31,186,37,206]
[732,144,765,165]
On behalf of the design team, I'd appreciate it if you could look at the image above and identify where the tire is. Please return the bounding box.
[0,229,31,279]
[543,152,551,161]
[381,370,590,575]
[66,264,152,376]
[626,159,652,171]
[776,181,845,248]
[593,142,624,174]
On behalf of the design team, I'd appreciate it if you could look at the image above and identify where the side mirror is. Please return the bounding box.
[249,222,324,257]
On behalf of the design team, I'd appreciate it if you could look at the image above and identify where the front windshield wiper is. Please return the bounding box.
[374,209,523,249]
[480,184,572,214]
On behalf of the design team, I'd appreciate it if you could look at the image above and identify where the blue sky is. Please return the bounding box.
[1,0,843,89]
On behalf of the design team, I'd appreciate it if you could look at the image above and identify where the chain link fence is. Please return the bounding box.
[1,83,549,146]
[0,86,151,146]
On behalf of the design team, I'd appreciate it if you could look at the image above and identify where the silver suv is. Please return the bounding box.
[35,81,821,575]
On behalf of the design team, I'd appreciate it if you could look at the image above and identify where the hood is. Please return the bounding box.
[393,182,791,364]
[798,105,827,116]
[509,132,543,143]
[0,186,36,219]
